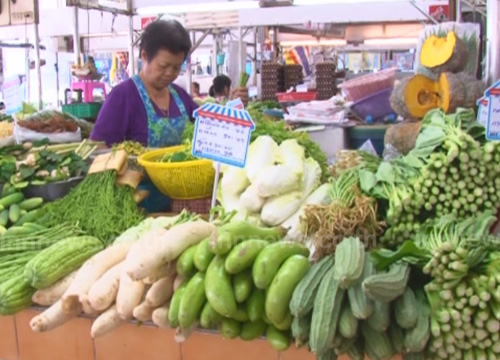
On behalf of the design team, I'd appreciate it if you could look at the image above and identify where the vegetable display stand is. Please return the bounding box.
[347,124,389,156]
[0,310,403,360]
[23,177,84,202]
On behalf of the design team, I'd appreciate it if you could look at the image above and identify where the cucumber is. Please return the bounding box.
[0,225,6,235]
[225,239,269,274]
[231,304,250,322]
[168,282,189,328]
[178,272,206,329]
[14,209,40,226]
[0,210,9,227]
[265,255,311,325]
[240,320,267,341]
[194,238,215,272]
[0,193,24,208]
[233,269,253,303]
[274,312,293,331]
[200,302,223,329]
[8,204,20,224]
[205,256,237,317]
[19,197,44,211]
[253,242,310,289]
[22,223,46,232]
[247,288,266,322]
[3,226,36,237]
[220,318,241,339]
[266,325,291,351]
[176,244,198,277]
[1,184,15,198]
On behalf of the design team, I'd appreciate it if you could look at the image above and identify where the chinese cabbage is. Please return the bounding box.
[245,135,280,183]
[239,184,265,213]
[260,191,302,226]
[253,164,299,197]
[300,158,321,201]
[221,166,250,196]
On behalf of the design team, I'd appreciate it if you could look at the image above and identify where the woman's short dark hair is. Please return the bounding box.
[212,75,231,96]
[140,20,192,62]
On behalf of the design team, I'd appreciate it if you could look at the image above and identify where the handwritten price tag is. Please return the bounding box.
[2,76,22,115]
[192,103,254,167]
[477,98,489,127]
[487,88,500,141]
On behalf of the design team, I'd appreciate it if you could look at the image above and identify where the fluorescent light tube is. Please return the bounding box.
[281,39,347,46]
[136,1,259,15]
[364,37,419,45]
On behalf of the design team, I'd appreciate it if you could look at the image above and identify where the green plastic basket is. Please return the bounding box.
[62,102,102,120]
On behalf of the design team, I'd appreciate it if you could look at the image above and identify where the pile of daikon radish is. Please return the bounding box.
[30,215,214,340]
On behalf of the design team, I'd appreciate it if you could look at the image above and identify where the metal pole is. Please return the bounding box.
[55,53,60,107]
[128,14,135,76]
[455,0,462,22]
[238,26,245,77]
[253,27,258,86]
[187,32,195,96]
[409,1,439,24]
[73,6,81,65]
[33,23,42,110]
[485,0,500,85]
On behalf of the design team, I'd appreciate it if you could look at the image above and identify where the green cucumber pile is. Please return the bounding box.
[167,221,311,351]
[0,185,45,235]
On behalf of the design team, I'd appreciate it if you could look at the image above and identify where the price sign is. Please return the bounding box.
[2,76,23,115]
[486,88,500,141]
[477,98,489,127]
[226,98,245,110]
[192,103,255,167]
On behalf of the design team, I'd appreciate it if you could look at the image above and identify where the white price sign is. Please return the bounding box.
[486,88,500,141]
[192,103,254,167]
[2,76,23,115]
[477,98,489,127]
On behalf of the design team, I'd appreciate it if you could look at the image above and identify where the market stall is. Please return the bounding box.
[0,0,499,359]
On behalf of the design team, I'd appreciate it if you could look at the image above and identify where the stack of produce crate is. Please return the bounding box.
[261,62,284,101]
[315,62,337,100]
[284,64,303,90]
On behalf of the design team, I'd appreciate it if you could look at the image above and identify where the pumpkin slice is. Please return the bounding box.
[420,31,469,74]
[455,73,487,108]
[438,72,466,113]
[390,75,440,119]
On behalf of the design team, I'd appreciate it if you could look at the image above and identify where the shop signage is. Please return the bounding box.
[0,0,38,26]
[141,17,156,30]
[481,80,500,140]
[2,76,23,115]
[192,103,255,168]
[429,5,449,22]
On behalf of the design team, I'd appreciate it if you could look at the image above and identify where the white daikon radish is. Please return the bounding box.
[61,242,132,314]
[145,274,175,308]
[174,321,198,343]
[91,305,124,338]
[30,300,82,333]
[245,135,280,183]
[221,166,250,196]
[32,270,77,306]
[125,220,215,281]
[116,272,146,321]
[87,261,124,311]
[143,261,176,285]
[81,294,101,316]
[260,191,303,226]
[283,183,331,242]
[132,301,155,322]
[152,303,170,328]
[239,184,265,213]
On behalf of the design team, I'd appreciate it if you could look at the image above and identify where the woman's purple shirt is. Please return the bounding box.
[90,79,199,146]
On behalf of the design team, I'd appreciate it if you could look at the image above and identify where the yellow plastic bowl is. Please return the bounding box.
[138,146,215,200]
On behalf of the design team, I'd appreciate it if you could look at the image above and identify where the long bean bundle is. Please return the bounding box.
[39,171,144,244]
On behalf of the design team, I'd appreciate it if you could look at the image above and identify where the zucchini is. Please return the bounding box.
[178,272,206,329]
[205,256,237,317]
[0,210,9,227]
[8,204,20,224]
[23,236,103,289]
[233,269,253,303]
[200,302,223,329]
[266,325,291,351]
[309,266,345,356]
[333,237,365,289]
[176,244,198,277]
[247,288,265,322]
[225,239,268,274]
[0,193,24,208]
[290,254,334,317]
[168,282,188,328]
[240,320,266,341]
[19,197,44,211]
[194,238,215,272]
[220,318,241,339]
[14,209,41,226]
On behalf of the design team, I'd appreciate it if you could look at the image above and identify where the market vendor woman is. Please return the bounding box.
[91,20,248,148]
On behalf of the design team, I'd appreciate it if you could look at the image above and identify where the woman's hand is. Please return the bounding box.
[231,87,249,106]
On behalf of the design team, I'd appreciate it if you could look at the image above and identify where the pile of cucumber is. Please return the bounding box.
[167,221,311,351]
[0,185,44,236]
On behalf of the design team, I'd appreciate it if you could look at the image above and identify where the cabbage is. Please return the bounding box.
[260,191,302,226]
[282,183,331,242]
[279,139,305,178]
[245,135,280,183]
[253,164,300,197]
[300,158,321,201]
[239,184,265,213]
[221,166,250,196]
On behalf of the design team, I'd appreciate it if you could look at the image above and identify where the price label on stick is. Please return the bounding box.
[2,76,22,115]
[477,97,489,127]
[192,103,255,167]
[486,88,500,141]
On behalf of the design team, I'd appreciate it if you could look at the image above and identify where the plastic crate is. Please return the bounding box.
[277,92,317,103]
[62,102,102,120]
[171,197,212,215]
[347,125,389,156]
[350,88,396,122]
